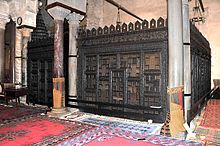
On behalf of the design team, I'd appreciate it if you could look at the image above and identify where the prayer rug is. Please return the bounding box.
[199,101,220,129]
[195,128,220,144]
[0,115,96,146]
[0,105,46,123]
[79,117,162,135]
[58,126,202,146]
[195,99,220,144]
[207,99,220,106]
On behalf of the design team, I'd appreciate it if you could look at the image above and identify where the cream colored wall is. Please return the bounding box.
[87,0,220,86]
[191,0,220,86]
[102,0,166,26]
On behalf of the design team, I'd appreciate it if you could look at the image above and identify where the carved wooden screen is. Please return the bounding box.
[70,18,168,122]
[190,24,211,119]
[27,39,54,106]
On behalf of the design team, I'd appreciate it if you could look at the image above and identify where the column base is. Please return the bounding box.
[47,107,69,117]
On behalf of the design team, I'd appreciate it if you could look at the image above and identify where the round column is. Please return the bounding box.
[167,0,185,137]
[66,13,82,102]
[182,0,191,124]
[15,29,22,85]
[0,2,9,82]
[21,28,32,86]
[0,20,7,82]
[48,7,70,110]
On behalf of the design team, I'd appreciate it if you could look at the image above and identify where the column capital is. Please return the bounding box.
[66,12,83,26]
[48,6,71,21]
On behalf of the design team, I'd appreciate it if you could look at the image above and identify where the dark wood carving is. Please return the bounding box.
[70,18,211,123]
[190,23,211,119]
[27,10,53,106]
[72,19,168,122]
[27,38,54,106]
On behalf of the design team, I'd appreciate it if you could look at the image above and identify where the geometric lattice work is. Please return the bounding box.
[144,52,161,110]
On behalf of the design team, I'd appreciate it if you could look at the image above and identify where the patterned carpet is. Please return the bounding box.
[58,126,202,146]
[0,104,46,124]
[0,115,96,146]
[0,105,204,145]
[195,99,220,144]
[79,117,162,135]
[199,106,220,129]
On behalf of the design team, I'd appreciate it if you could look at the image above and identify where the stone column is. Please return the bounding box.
[66,13,82,102]
[168,0,185,137]
[182,0,191,124]
[48,7,70,110]
[21,28,32,86]
[15,29,23,85]
[0,1,9,82]
[0,18,9,82]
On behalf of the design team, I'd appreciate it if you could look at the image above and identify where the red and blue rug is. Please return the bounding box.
[195,99,220,144]
[79,117,162,135]
[0,115,96,146]
[0,105,46,123]
[58,126,202,146]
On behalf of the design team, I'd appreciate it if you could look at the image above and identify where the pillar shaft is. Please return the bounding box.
[0,28,5,82]
[68,23,78,97]
[168,0,185,137]
[22,37,29,86]
[0,0,9,82]
[15,29,22,84]
[168,0,184,87]
[52,19,65,109]
[182,0,191,123]
[54,20,64,78]
[66,13,82,98]
[20,28,32,86]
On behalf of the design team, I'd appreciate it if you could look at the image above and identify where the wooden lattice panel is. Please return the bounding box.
[144,52,161,110]
[120,53,140,77]
[112,71,124,104]
[144,53,160,70]
[128,81,140,105]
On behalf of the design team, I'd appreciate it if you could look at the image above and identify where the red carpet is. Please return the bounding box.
[0,105,46,123]
[58,126,202,146]
[0,115,96,146]
[199,99,220,129]
[196,99,220,144]
[208,99,220,106]
[85,134,156,146]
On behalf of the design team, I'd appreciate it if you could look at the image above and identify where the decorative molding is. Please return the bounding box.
[78,18,168,47]
[46,2,86,16]
[47,6,70,21]
[66,12,83,25]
